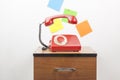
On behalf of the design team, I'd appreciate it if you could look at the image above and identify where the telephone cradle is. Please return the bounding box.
[39,14,81,52]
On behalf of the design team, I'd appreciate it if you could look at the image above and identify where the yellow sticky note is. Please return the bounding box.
[49,19,64,33]
[76,20,92,37]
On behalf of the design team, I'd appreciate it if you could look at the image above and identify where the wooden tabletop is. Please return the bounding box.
[33,46,97,57]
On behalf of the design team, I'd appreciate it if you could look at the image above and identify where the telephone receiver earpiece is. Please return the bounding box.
[44,14,77,26]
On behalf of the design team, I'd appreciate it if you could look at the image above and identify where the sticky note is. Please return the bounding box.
[62,9,77,22]
[47,0,64,11]
[49,19,64,33]
[76,20,92,37]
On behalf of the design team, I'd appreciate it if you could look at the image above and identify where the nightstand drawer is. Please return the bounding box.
[34,57,96,80]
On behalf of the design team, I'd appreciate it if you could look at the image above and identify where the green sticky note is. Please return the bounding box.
[49,19,64,33]
[62,9,77,22]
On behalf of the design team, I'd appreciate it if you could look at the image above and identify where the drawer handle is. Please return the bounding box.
[55,68,76,72]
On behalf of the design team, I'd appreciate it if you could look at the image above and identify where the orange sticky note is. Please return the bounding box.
[76,20,92,37]
[49,19,64,33]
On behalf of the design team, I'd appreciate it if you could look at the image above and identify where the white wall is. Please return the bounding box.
[0,0,120,80]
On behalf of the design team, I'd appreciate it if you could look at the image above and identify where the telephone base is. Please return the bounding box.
[50,46,81,52]
[49,34,81,52]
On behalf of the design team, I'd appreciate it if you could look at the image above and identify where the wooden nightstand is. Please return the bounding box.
[33,46,97,80]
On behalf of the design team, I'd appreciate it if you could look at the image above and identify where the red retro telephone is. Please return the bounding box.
[39,14,81,52]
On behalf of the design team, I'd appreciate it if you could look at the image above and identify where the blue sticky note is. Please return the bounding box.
[48,0,64,11]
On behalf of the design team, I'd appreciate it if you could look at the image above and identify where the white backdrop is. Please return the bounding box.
[0,0,120,80]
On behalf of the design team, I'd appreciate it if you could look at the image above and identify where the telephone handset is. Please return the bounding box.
[44,15,77,26]
[39,14,81,52]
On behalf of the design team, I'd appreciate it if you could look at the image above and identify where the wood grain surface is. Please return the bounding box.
[34,56,96,80]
